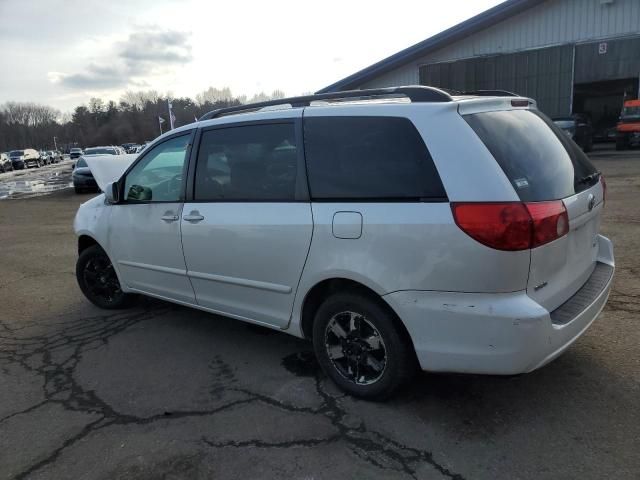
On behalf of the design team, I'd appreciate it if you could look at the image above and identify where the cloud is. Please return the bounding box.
[120,29,193,68]
[49,64,129,90]
[48,27,192,91]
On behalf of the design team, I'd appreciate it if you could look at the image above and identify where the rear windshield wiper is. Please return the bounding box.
[578,172,601,185]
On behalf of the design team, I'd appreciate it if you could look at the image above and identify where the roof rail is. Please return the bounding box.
[459,89,520,97]
[198,86,452,121]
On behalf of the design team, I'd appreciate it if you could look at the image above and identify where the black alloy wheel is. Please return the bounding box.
[76,245,136,309]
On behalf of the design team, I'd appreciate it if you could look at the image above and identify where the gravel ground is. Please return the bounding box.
[0,148,638,479]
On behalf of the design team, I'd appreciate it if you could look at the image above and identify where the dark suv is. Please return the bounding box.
[552,114,593,152]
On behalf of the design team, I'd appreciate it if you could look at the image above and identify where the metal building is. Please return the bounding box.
[319,0,640,133]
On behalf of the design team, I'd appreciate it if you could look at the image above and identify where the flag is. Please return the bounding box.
[167,99,175,129]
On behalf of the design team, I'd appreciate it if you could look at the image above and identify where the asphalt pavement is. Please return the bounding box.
[0,148,638,479]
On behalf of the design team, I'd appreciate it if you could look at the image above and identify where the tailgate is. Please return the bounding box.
[527,182,604,311]
[463,106,605,312]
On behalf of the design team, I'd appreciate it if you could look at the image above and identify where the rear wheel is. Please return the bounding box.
[312,291,416,399]
[76,245,136,309]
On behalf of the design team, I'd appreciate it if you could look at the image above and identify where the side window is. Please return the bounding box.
[124,134,190,202]
[194,123,298,201]
[304,116,446,200]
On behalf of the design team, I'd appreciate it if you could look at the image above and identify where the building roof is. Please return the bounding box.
[317,0,546,93]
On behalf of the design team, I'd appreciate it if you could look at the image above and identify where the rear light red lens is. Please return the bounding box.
[451,203,532,251]
[525,201,569,248]
[451,200,569,251]
[600,175,606,207]
[511,99,530,107]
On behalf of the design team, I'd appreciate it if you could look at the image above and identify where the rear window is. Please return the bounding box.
[9,150,23,156]
[84,148,116,155]
[304,116,446,201]
[464,109,598,202]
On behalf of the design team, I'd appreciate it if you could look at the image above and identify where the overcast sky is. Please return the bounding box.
[0,0,503,113]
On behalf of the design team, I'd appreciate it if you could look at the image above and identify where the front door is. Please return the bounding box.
[108,132,196,304]
[180,118,312,327]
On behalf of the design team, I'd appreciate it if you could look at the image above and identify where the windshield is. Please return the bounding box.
[71,148,82,152]
[84,148,116,155]
[75,158,88,168]
[9,150,24,157]
[621,106,640,119]
[465,109,598,201]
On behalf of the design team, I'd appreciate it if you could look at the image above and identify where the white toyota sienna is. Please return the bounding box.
[74,86,614,399]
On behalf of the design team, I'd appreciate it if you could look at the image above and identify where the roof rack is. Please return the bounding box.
[198,86,453,121]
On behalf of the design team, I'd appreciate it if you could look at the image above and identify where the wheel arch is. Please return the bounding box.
[298,278,416,354]
[78,234,100,255]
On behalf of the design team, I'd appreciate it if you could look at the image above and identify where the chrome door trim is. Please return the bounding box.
[187,270,292,294]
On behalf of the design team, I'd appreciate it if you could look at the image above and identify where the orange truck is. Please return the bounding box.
[616,99,640,150]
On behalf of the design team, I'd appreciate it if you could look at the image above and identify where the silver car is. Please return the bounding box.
[74,87,614,399]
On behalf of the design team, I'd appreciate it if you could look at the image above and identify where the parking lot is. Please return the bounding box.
[0,148,638,479]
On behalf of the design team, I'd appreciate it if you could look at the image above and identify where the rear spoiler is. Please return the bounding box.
[456,96,537,116]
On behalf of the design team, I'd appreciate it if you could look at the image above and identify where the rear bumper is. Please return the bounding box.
[384,235,614,375]
[73,176,98,189]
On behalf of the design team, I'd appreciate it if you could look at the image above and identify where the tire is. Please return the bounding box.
[583,137,593,153]
[616,137,627,151]
[312,291,417,400]
[74,186,83,194]
[76,245,136,309]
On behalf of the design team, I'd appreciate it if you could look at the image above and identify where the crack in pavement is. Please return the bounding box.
[1,306,465,480]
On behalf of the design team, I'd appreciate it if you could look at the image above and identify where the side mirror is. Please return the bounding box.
[104,181,120,204]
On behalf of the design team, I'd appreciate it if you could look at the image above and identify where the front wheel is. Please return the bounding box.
[312,292,417,399]
[76,245,136,309]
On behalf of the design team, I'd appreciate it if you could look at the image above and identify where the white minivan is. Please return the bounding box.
[74,87,614,399]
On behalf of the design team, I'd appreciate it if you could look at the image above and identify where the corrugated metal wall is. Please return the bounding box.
[360,0,640,89]
[575,36,640,84]
[419,45,574,117]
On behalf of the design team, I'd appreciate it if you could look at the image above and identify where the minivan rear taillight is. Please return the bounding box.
[451,201,569,251]
[600,175,606,207]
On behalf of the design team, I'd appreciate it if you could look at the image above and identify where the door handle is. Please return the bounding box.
[183,213,205,223]
[161,214,179,222]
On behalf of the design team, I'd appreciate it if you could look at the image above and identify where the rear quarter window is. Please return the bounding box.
[464,109,598,201]
[303,116,446,201]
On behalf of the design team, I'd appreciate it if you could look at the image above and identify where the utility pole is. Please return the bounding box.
[53,136,58,152]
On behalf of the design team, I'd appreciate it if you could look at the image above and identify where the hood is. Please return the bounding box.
[83,154,138,191]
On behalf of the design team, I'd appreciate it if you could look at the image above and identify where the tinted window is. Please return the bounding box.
[75,158,87,168]
[195,123,298,201]
[84,148,117,155]
[124,134,190,202]
[304,116,446,200]
[465,109,598,202]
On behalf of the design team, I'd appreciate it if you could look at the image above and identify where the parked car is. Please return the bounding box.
[616,99,640,150]
[51,150,63,163]
[10,149,41,169]
[72,157,99,193]
[83,146,120,156]
[552,114,593,152]
[121,143,140,154]
[70,148,84,159]
[38,151,47,165]
[0,153,13,172]
[74,87,614,399]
